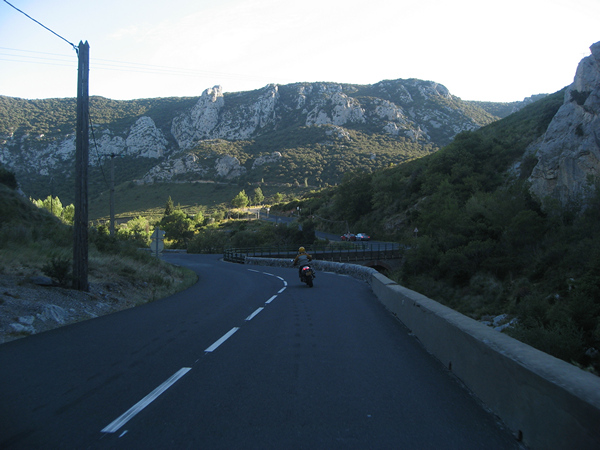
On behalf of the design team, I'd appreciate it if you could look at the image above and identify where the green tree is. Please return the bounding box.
[31,195,63,217]
[123,215,152,245]
[159,210,195,247]
[31,195,74,225]
[61,204,75,225]
[231,190,249,209]
[253,187,264,205]
[164,196,174,216]
[272,192,284,204]
[193,211,205,228]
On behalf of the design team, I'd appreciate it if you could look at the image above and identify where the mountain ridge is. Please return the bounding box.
[0,78,545,203]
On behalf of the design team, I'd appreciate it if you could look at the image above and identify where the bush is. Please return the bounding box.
[90,226,122,254]
[507,321,585,365]
[42,256,72,286]
[0,167,17,189]
[187,228,230,253]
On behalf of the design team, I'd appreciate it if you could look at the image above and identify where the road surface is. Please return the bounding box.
[0,254,520,448]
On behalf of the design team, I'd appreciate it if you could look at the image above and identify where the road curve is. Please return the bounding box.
[0,254,520,448]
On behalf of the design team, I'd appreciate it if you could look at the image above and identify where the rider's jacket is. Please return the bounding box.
[294,252,312,267]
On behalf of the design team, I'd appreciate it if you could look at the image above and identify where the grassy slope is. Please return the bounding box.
[0,183,196,302]
[88,181,310,221]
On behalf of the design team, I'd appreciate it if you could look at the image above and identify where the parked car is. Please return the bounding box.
[356,233,371,241]
[341,233,356,241]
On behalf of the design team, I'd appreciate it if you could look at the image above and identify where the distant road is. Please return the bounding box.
[0,254,519,448]
[250,209,390,245]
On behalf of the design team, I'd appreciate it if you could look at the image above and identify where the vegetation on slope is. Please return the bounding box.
[176,126,437,188]
[3,85,597,374]
[0,95,197,138]
[0,180,196,315]
[299,89,600,374]
[1,79,501,204]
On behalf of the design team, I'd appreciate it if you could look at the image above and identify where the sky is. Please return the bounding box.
[0,0,598,102]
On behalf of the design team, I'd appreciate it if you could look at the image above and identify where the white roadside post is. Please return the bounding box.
[150,227,165,258]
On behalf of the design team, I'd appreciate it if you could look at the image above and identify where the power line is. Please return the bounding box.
[2,0,77,52]
[1,46,292,84]
[0,50,75,67]
[88,117,110,191]
[0,46,74,58]
[0,57,75,69]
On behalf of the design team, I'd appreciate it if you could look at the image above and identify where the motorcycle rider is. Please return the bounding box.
[293,246,313,280]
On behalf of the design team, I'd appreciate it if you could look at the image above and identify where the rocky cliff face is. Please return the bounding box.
[168,80,483,149]
[0,115,168,171]
[171,84,281,149]
[0,78,508,197]
[529,41,600,206]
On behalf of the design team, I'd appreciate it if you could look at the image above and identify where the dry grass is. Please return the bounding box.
[0,184,197,307]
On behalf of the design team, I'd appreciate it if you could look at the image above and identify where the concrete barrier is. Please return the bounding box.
[245,257,600,449]
[245,256,378,282]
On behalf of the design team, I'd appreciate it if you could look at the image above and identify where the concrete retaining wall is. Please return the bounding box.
[245,257,600,449]
[245,257,378,283]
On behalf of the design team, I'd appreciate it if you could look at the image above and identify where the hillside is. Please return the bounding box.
[0,78,534,207]
[467,93,549,118]
[303,86,600,374]
[0,183,196,343]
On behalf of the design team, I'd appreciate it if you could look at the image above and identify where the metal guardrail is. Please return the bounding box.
[224,243,402,264]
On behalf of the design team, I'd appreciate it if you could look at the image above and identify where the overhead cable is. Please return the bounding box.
[1,47,283,83]
[2,0,78,52]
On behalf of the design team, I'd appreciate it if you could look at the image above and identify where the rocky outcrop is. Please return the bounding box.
[251,151,282,170]
[215,155,246,179]
[142,153,209,183]
[0,78,511,194]
[305,86,366,126]
[171,86,225,149]
[171,85,280,148]
[141,150,283,183]
[0,115,168,180]
[529,41,600,206]
[126,116,168,158]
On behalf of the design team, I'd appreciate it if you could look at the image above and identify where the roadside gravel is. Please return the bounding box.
[0,270,192,345]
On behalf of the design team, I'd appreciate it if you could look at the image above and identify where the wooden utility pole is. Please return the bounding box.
[73,41,89,291]
[110,153,115,235]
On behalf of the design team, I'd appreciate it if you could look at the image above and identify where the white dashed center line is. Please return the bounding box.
[205,327,240,353]
[101,268,288,436]
[246,307,264,321]
[102,367,191,434]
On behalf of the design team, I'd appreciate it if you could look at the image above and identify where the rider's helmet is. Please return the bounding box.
[299,246,306,253]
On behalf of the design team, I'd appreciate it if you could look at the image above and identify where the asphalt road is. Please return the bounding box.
[0,254,520,449]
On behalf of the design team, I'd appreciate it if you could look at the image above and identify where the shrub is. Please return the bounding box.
[187,229,230,254]
[41,256,72,286]
[507,321,585,365]
[0,167,17,189]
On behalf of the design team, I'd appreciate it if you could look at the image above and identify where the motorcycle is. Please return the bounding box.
[300,265,315,287]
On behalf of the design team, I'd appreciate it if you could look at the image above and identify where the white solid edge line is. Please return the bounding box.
[266,295,277,304]
[246,307,264,321]
[102,367,191,434]
[205,327,240,353]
